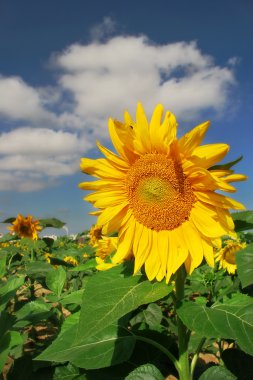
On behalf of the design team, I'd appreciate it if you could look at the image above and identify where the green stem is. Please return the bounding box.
[174,265,190,380]
[190,337,206,380]
[136,335,180,373]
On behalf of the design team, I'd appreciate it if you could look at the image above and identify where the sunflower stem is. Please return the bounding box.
[174,265,191,380]
[135,334,180,373]
[190,337,206,380]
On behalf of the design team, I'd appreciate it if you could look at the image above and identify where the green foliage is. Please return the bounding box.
[125,363,164,380]
[0,224,253,379]
[232,210,253,232]
[177,294,253,355]
[37,323,136,369]
[198,366,236,380]
[38,218,65,229]
[46,266,67,298]
[210,155,243,171]
[77,263,172,341]
[236,243,253,288]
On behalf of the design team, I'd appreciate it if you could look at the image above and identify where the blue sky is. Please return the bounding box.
[0,0,252,235]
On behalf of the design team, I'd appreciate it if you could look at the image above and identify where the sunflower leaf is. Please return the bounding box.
[198,366,236,380]
[77,263,172,341]
[177,295,253,355]
[236,243,253,288]
[210,155,243,171]
[231,210,253,232]
[35,323,136,369]
[45,266,66,297]
[125,363,164,380]
[0,217,16,224]
[39,218,65,229]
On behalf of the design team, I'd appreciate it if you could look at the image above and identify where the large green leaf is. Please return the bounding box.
[232,210,253,232]
[177,295,253,355]
[36,323,136,369]
[39,218,65,229]
[198,366,236,379]
[125,363,164,380]
[0,275,25,312]
[77,263,172,341]
[236,243,253,288]
[46,266,66,297]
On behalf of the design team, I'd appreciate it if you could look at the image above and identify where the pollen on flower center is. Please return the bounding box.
[126,153,195,231]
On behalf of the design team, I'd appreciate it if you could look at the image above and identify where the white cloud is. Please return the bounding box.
[0,76,57,123]
[55,36,235,131]
[0,31,238,192]
[0,128,91,191]
[89,16,117,41]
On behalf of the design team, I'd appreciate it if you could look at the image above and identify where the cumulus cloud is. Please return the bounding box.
[55,35,235,130]
[0,128,91,191]
[0,29,238,192]
[0,76,57,123]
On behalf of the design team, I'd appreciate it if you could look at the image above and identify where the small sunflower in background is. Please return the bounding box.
[80,103,247,283]
[96,236,118,259]
[216,239,246,274]
[64,256,78,266]
[8,214,42,240]
[89,224,103,246]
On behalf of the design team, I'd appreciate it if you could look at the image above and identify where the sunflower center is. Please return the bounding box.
[20,225,30,234]
[126,153,195,231]
[224,244,241,265]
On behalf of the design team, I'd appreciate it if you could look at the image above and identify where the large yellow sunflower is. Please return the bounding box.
[8,214,42,240]
[79,103,247,282]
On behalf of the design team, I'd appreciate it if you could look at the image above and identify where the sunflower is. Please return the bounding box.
[89,224,103,246]
[79,103,246,282]
[64,256,78,266]
[8,214,42,240]
[96,236,118,259]
[215,239,246,274]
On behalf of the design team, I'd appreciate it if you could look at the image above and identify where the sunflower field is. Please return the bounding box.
[1,104,253,380]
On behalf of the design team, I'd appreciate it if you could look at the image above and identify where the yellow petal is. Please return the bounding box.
[195,191,246,210]
[108,118,138,162]
[96,141,130,169]
[112,216,135,263]
[135,102,151,153]
[144,231,161,281]
[178,121,210,156]
[190,204,228,238]
[97,202,129,226]
[180,222,203,273]
[79,179,123,191]
[133,226,151,274]
[191,143,230,168]
[85,191,127,208]
[202,238,215,267]
[80,157,125,179]
[222,174,248,183]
